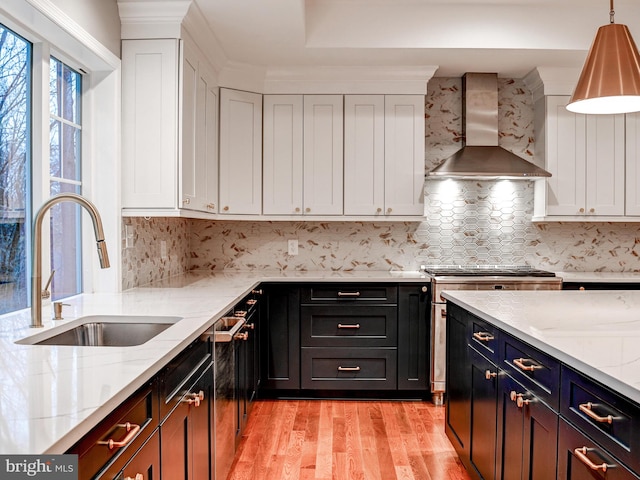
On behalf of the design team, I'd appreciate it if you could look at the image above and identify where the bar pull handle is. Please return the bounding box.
[337,323,360,329]
[183,390,205,407]
[579,402,614,424]
[485,370,497,380]
[337,366,361,372]
[513,358,541,372]
[573,447,610,472]
[473,332,494,342]
[98,422,141,450]
[337,291,361,297]
[234,332,249,341]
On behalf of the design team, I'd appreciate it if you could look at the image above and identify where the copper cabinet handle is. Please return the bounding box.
[485,370,497,380]
[98,422,141,450]
[234,310,247,317]
[579,402,614,424]
[386,208,392,214]
[305,207,311,213]
[338,323,360,329]
[376,207,382,213]
[473,332,494,342]
[295,207,301,213]
[243,323,255,330]
[223,206,229,211]
[182,198,191,205]
[337,366,361,372]
[513,358,541,372]
[234,332,249,341]
[337,291,361,297]
[125,474,144,480]
[573,447,610,472]
[509,391,531,408]
[206,203,215,210]
[579,207,585,213]
[183,390,205,407]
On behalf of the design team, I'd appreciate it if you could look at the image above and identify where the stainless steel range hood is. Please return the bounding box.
[427,73,551,179]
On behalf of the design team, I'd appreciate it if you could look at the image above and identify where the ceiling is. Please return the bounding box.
[193,0,640,78]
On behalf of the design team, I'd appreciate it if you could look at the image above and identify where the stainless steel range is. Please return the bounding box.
[422,265,563,406]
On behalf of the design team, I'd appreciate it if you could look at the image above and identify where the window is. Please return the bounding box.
[0,23,85,314]
[0,24,30,314]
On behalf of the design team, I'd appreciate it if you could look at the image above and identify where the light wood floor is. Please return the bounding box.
[228,399,471,480]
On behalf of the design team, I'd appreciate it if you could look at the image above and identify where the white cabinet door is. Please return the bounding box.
[544,96,587,216]
[626,113,640,216]
[219,88,262,215]
[181,43,219,214]
[263,95,303,215]
[303,95,343,215]
[344,95,385,215]
[384,95,425,216]
[585,114,625,216]
[122,39,179,209]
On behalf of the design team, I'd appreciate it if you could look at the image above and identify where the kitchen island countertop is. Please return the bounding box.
[442,289,640,406]
[0,270,430,455]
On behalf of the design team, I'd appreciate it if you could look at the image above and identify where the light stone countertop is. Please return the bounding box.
[0,270,430,455]
[441,289,640,406]
[556,271,640,283]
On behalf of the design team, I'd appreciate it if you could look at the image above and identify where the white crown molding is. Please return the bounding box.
[1,0,120,71]
[524,67,580,101]
[118,0,191,39]
[262,65,438,94]
[181,2,227,76]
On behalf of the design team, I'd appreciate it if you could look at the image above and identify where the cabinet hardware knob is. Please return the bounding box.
[589,208,595,213]
[421,286,428,293]
[386,208,392,214]
[579,402,614,424]
[573,447,610,472]
[124,474,144,480]
[295,207,301,212]
[207,203,215,209]
[579,207,585,213]
[509,391,530,408]
[243,323,255,330]
[251,289,263,295]
[485,370,497,380]
[513,357,541,372]
[337,366,361,372]
[98,422,141,450]
[337,323,360,329]
[183,198,191,205]
[305,207,311,213]
[473,332,494,342]
[234,332,249,341]
[183,390,205,407]
[234,310,247,317]
[376,207,382,213]
[223,206,229,211]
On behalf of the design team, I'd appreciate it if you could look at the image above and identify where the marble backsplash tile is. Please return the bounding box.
[120,76,640,289]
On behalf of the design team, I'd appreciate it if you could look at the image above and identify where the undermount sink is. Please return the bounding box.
[16,315,183,347]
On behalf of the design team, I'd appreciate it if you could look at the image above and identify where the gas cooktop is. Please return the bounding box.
[420,265,557,277]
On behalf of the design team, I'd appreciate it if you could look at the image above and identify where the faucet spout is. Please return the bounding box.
[31,193,110,328]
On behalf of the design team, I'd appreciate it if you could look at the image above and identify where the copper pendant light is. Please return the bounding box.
[567,0,640,114]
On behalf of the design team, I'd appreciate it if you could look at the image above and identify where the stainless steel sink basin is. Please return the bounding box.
[16,315,183,346]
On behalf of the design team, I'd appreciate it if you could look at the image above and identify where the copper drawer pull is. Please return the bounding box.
[513,358,541,372]
[234,332,249,341]
[573,447,610,472]
[337,291,361,297]
[485,370,497,380]
[183,390,205,407]
[337,366,361,372]
[473,332,494,342]
[98,422,141,450]
[338,323,360,329]
[125,474,144,480]
[509,391,531,408]
[579,402,614,424]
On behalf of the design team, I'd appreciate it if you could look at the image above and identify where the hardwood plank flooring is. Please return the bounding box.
[228,400,471,480]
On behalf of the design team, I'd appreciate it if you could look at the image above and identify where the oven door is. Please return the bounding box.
[430,301,447,406]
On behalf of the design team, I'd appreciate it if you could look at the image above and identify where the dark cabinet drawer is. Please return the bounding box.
[68,380,158,480]
[301,305,397,347]
[501,334,560,410]
[469,316,499,363]
[561,366,640,474]
[558,417,640,480]
[301,284,397,304]
[301,347,397,390]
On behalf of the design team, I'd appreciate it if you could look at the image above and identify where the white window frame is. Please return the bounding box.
[0,0,121,297]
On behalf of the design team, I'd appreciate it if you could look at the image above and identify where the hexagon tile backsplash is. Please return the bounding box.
[120,77,640,290]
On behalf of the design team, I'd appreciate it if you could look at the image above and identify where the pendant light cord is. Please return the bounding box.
[610,0,615,24]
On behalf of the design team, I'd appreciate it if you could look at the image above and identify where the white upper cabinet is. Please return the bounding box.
[344,95,385,215]
[534,95,625,220]
[219,88,263,215]
[263,95,304,215]
[625,113,640,216]
[122,39,179,210]
[121,37,219,216]
[383,95,425,216]
[303,95,344,215]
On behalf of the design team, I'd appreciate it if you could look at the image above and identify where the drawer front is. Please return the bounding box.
[501,334,560,410]
[558,418,640,480]
[301,284,397,304]
[301,305,397,347]
[469,315,500,363]
[561,366,640,473]
[69,380,158,480]
[301,347,397,390]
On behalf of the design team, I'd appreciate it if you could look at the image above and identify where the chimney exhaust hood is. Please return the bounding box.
[427,73,551,180]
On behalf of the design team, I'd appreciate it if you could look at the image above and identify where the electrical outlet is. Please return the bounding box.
[287,239,298,255]
[160,240,167,259]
